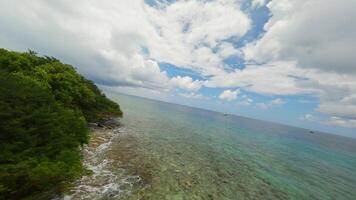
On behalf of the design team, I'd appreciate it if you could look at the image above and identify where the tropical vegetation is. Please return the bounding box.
[0,48,122,198]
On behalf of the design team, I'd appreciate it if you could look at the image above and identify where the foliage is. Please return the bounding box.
[0,48,122,198]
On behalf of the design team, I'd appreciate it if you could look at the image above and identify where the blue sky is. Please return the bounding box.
[1,0,356,137]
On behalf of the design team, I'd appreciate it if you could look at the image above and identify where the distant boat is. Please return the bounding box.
[309,130,315,134]
[223,113,228,116]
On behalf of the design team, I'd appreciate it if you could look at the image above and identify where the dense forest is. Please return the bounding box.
[0,48,122,198]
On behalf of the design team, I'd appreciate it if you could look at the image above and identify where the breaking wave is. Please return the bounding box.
[61,127,142,200]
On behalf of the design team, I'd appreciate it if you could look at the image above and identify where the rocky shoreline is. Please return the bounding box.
[58,117,133,200]
[89,117,122,129]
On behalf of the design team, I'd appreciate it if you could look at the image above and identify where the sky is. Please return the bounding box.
[0,0,356,138]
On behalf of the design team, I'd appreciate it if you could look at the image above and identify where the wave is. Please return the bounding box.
[61,127,142,200]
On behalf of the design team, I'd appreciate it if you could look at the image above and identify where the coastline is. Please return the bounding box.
[62,117,146,200]
[27,118,125,200]
[0,48,124,199]
[64,118,124,199]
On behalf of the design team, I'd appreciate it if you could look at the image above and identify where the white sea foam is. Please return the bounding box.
[60,127,140,200]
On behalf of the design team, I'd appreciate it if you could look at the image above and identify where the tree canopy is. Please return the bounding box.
[0,48,122,198]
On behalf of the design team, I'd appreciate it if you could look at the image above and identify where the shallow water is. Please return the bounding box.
[67,93,356,200]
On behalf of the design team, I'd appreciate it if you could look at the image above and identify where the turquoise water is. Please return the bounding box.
[83,92,356,199]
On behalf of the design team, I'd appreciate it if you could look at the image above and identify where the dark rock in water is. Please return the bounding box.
[97,118,121,129]
[309,130,315,134]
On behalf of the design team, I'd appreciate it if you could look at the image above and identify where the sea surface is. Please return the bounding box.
[65,93,356,200]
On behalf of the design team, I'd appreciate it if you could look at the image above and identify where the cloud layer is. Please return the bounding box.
[242,0,356,124]
[0,0,355,130]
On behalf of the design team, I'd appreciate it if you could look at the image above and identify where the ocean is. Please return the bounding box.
[66,92,356,200]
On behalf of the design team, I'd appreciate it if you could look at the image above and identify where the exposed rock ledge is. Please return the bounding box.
[88,117,122,129]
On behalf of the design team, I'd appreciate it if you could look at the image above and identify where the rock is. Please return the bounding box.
[97,118,121,129]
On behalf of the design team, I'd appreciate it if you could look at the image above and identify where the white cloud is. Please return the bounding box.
[256,98,285,109]
[205,61,317,95]
[292,64,356,120]
[0,0,250,91]
[326,117,356,128]
[244,0,356,74]
[251,0,267,8]
[270,98,285,106]
[102,84,170,102]
[1,0,356,130]
[241,0,356,125]
[237,95,253,106]
[302,114,356,128]
[170,76,203,91]
[255,103,268,109]
[219,89,240,101]
[0,0,171,91]
[302,114,316,122]
[144,0,251,76]
[179,92,208,100]
[217,42,242,58]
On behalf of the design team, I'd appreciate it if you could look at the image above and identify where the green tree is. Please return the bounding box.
[0,48,122,198]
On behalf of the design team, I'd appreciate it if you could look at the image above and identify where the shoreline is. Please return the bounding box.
[64,118,124,199]
[61,117,146,200]
[30,118,125,200]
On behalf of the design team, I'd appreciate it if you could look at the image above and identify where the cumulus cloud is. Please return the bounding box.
[1,0,356,130]
[256,98,286,109]
[0,0,172,91]
[302,114,356,128]
[219,89,240,101]
[143,0,251,76]
[240,0,356,126]
[245,0,356,74]
[0,0,249,90]
[170,76,203,91]
[198,0,356,123]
